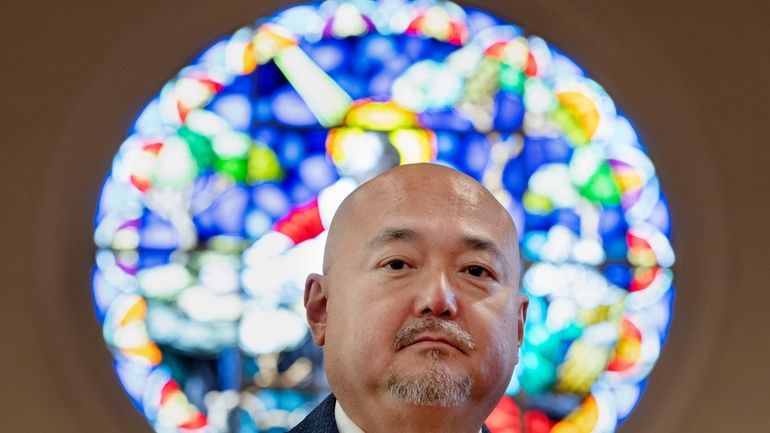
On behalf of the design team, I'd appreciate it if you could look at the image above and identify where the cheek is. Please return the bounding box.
[326,294,401,354]
[474,301,521,371]
[471,327,519,393]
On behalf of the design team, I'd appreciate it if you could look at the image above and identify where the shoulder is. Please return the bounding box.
[288,394,339,433]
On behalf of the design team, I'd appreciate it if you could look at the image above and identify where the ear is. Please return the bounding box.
[304,273,328,347]
[517,294,529,348]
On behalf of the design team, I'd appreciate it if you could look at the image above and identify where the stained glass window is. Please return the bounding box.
[92,1,675,432]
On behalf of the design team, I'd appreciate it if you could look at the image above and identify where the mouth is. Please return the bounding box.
[404,335,465,354]
[393,318,476,354]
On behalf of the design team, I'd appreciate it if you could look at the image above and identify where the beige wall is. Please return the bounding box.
[1,0,768,432]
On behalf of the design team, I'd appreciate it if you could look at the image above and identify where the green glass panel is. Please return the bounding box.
[214,157,248,183]
[580,162,621,205]
[520,351,558,395]
[179,126,214,170]
[499,63,526,95]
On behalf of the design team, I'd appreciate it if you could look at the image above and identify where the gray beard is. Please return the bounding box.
[384,349,473,407]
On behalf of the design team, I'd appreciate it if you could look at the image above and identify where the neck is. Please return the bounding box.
[337,395,487,433]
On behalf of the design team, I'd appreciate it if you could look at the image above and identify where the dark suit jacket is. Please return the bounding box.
[288,394,492,433]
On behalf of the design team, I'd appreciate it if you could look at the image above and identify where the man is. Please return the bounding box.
[293,163,528,433]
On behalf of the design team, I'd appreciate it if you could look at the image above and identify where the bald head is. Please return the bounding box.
[323,163,519,279]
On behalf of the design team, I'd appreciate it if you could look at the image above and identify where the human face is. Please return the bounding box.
[306,168,526,413]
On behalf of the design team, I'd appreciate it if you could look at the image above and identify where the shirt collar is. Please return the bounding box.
[334,399,483,433]
[335,400,365,433]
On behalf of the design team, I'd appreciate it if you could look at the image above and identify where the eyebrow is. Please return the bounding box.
[366,227,421,250]
[462,236,505,263]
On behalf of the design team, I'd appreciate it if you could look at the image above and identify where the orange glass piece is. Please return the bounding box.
[557,91,600,139]
[551,395,598,433]
[119,297,147,326]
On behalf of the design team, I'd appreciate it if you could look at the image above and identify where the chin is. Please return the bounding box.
[384,357,474,408]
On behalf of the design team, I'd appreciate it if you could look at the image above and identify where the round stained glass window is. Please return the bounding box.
[92,1,675,432]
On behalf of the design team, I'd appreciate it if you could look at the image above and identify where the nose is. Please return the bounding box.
[414,270,458,319]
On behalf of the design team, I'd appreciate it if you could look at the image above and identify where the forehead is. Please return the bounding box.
[346,176,516,251]
[361,170,493,213]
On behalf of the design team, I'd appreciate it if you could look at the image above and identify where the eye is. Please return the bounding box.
[385,259,407,270]
[465,265,490,278]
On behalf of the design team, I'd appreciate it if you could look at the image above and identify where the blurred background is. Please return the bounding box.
[1,0,768,432]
